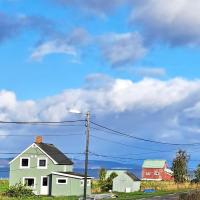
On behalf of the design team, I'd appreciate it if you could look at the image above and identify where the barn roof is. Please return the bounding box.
[142,160,166,168]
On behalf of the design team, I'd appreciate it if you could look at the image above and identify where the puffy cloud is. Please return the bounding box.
[2,77,200,158]
[99,32,147,67]
[130,0,200,46]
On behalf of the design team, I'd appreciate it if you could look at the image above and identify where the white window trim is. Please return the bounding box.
[56,178,68,185]
[41,176,49,187]
[37,157,48,169]
[23,177,36,189]
[20,157,30,169]
[80,180,91,187]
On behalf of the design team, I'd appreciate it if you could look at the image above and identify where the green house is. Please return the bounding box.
[9,136,92,196]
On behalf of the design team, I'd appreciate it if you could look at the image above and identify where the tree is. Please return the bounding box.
[194,164,200,182]
[98,168,118,192]
[172,150,189,183]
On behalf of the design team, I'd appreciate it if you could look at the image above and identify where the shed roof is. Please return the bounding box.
[126,172,140,181]
[142,160,166,168]
[52,171,93,179]
[36,143,73,165]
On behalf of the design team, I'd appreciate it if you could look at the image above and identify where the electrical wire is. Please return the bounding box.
[91,121,200,146]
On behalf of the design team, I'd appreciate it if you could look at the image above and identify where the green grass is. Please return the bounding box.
[107,190,190,199]
[0,180,9,193]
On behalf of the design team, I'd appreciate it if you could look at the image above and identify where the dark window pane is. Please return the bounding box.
[22,159,29,166]
[42,177,48,186]
[58,179,66,183]
[39,160,46,167]
[25,178,34,187]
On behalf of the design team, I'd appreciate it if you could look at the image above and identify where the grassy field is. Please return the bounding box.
[0,180,193,200]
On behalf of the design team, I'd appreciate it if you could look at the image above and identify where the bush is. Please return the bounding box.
[179,191,200,200]
[4,183,35,198]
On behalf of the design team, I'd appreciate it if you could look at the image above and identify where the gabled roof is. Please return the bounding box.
[52,172,93,179]
[9,142,73,165]
[36,143,73,165]
[142,160,166,168]
[126,172,140,181]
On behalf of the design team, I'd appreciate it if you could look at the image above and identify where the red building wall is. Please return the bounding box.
[142,167,173,181]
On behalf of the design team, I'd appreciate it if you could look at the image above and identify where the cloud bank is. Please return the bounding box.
[130,0,200,46]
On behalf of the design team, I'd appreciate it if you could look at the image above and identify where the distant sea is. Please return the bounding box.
[0,159,142,179]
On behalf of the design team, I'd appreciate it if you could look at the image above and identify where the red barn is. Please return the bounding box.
[142,160,173,181]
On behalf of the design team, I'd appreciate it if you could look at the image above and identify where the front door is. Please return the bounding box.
[40,176,49,195]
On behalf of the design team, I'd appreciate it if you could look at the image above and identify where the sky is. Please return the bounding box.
[1,0,200,168]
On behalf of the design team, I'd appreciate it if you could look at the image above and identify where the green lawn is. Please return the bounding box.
[107,190,190,199]
[0,180,190,200]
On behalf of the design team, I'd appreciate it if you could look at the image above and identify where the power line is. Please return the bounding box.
[91,121,200,146]
[0,133,83,137]
[0,120,84,125]
[90,134,179,153]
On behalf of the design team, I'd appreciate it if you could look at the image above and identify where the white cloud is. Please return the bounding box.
[2,77,200,155]
[30,28,90,61]
[30,40,77,61]
[130,0,200,46]
[99,32,147,67]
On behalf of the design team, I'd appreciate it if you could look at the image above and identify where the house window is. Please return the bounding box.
[20,158,30,168]
[80,180,84,186]
[80,180,90,186]
[154,171,159,175]
[56,178,68,184]
[146,172,150,176]
[23,178,35,188]
[37,158,47,169]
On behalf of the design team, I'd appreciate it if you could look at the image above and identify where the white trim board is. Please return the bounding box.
[9,143,58,165]
[52,172,93,179]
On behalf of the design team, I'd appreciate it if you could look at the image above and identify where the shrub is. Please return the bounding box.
[179,191,200,200]
[4,183,35,198]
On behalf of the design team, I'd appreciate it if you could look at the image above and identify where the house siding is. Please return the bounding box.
[113,173,140,192]
[9,144,73,195]
[142,168,173,181]
[51,174,91,196]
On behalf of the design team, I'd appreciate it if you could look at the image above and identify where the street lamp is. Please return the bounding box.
[68,109,90,200]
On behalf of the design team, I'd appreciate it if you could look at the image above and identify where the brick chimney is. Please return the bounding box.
[35,136,43,144]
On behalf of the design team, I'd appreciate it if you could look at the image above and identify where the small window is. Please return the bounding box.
[154,171,159,175]
[38,158,47,169]
[39,160,46,167]
[146,172,150,176]
[56,178,68,184]
[20,158,30,168]
[80,180,84,186]
[80,180,90,186]
[24,178,35,188]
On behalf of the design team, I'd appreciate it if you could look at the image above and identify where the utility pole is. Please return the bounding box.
[83,111,90,200]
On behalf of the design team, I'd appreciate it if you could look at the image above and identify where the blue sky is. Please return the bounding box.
[1,0,200,168]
